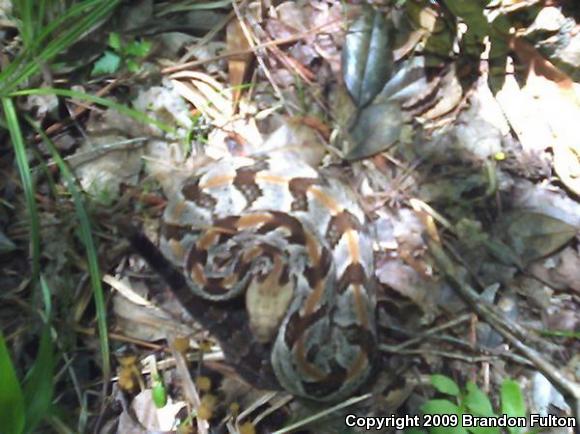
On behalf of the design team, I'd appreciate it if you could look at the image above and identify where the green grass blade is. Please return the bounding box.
[13,87,174,134]
[34,125,111,383]
[2,97,40,281]
[32,0,113,52]
[22,324,54,433]
[37,2,119,64]
[39,274,52,321]
[13,0,34,48]
[0,332,25,434]
[35,0,47,44]
[0,0,120,96]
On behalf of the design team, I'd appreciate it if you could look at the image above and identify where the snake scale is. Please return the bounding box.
[132,155,378,402]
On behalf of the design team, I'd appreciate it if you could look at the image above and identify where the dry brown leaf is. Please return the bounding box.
[227,18,253,106]
[509,36,575,91]
[510,179,580,228]
[497,33,580,195]
[528,247,580,292]
[170,70,234,124]
[376,258,436,314]
[113,290,192,342]
[260,117,327,166]
[494,211,577,266]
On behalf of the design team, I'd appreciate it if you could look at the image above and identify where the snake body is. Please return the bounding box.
[160,156,377,401]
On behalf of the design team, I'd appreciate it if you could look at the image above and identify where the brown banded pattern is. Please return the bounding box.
[160,156,376,402]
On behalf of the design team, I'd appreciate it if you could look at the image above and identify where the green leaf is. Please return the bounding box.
[344,100,403,160]
[483,238,523,269]
[466,425,501,434]
[421,399,467,434]
[39,275,52,319]
[464,382,495,416]
[464,382,499,434]
[431,374,460,397]
[3,97,40,281]
[501,380,526,417]
[342,5,393,108]
[152,374,167,408]
[405,429,427,434]
[0,1,121,96]
[126,59,140,73]
[501,380,526,434]
[22,326,54,433]
[125,40,151,58]
[0,332,25,434]
[91,50,121,76]
[32,123,111,387]
[108,32,122,51]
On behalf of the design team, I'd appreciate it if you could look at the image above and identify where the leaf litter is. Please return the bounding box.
[1,0,580,432]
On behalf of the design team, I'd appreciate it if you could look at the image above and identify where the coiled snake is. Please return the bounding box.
[136,155,378,402]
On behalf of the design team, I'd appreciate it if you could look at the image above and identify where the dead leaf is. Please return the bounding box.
[553,141,580,196]
[70,134,145,204]
[376,259,437,315]
[227,18,253,107]
[497,31,580,198]
[113,290,192,342]
[528,247,580,292]
[509,35,574,91]
[259,117,326,166]
[510,179,580,228]
[117,389,186,433]
[171,70,234,124]
[494,211,577,266]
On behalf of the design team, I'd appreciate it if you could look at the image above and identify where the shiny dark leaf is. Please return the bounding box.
[342,6,393,108]
[344,100,403,160]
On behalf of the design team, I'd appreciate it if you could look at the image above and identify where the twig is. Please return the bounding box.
[34,75,127,141]
[382,348,495,363]
[381,313,472,352]
[426,237,580,420]
[231,0,285,109]
[169,334,210,434]
[161,17,342,75]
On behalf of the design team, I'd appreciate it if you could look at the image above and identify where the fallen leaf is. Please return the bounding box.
[259,117,326,166]
[527,247,580,292]
[493,211,577,266]
[117,389,186,433]
[227,18,253,107]
[170,70,234,125]
[376,258,437,315]
[509,179,580,228]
